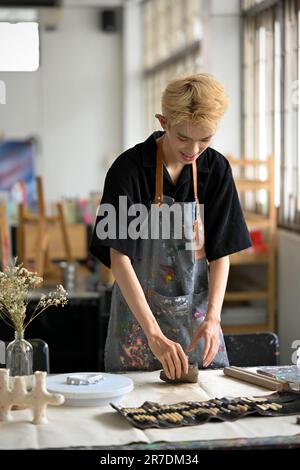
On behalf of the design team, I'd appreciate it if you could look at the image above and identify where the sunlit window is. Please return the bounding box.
[143,0,203,133]
[243,0,300,230]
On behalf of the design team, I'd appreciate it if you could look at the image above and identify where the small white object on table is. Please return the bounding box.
[47,372,133,406]
[0,369,64,425]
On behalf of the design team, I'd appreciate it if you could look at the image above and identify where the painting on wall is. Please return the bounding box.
[0,139,36,224]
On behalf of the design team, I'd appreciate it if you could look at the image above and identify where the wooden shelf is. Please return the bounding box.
[229,251,269,265]
[244,212,274,228]
[235,179,272,191]
[225,291,268,301]
[223,323,274,334]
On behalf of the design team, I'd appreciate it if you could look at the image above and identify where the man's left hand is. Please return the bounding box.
[186,318,221,367]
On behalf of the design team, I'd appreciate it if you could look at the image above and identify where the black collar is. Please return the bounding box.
[141,131,209,174]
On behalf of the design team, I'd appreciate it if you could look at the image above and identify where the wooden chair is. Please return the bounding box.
[224,332,280,367]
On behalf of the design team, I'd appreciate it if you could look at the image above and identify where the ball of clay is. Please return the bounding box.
[160,363,199,384]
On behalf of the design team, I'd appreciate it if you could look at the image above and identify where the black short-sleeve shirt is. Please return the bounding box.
[90,131,252,267]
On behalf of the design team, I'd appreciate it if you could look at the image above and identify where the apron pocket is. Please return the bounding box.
[192,289,209,323]
[148,290,194,351]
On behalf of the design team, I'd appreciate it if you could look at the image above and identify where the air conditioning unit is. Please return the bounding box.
[0,10,62,32]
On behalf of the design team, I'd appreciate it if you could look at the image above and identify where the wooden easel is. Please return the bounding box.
[0,198,11,269]
[17,176,72,277]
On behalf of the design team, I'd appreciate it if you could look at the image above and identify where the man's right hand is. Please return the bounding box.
[147,332,189,380]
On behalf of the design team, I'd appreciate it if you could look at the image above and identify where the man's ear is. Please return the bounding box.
[155,113,167,130]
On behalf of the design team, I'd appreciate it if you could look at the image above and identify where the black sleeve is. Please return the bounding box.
[204,157,252,262]
[89,158,140,268]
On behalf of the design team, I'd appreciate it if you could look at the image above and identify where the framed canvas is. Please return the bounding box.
[0,139,36,224]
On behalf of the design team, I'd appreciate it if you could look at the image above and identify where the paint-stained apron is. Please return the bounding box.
[105,139,229,371]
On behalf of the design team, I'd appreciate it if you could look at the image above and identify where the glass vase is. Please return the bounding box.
[6,330,33,377]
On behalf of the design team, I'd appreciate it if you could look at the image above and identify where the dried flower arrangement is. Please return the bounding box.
[0,259,68,334]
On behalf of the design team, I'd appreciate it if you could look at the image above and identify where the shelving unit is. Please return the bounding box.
[223,155,276,333]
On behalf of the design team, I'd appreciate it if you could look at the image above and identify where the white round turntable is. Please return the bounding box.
[46,372,134,407]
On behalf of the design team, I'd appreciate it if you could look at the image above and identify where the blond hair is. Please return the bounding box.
[161,73,229,129]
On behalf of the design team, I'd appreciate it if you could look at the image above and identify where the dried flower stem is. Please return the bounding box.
[0,258,68,334]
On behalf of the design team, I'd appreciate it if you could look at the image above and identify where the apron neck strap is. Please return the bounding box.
[154,139,164,205]
[154,138,199,204]
[192,160,199,205]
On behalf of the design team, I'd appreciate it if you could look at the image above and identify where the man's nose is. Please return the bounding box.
[186,144,200,156]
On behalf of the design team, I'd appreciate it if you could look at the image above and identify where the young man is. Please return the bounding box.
[90,73,251,380]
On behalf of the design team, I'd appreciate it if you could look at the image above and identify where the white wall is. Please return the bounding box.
[0,0,241,202]
[202,0,241,157]
[278,229,300,364]
[0,7,122,203]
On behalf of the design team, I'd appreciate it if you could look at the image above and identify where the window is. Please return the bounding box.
[242,0,300,230]
[281,0,300,228]
[143,0,203,133]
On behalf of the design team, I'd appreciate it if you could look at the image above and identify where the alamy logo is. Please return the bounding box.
[95,196,205,251]
[291,339,300,364]
[0,80,6,104]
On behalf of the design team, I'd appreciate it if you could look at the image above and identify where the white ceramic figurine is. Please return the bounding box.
[0,369,64,424]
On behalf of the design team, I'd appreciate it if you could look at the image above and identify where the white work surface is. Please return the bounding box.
[0,369,299,450]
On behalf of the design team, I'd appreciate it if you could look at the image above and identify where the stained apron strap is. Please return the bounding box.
[192,160,199,206]
[192,159,205,259]
[154,140,164,205]
[192,160,201,220]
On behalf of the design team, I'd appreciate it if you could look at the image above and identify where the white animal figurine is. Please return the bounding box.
[0,369,64,424]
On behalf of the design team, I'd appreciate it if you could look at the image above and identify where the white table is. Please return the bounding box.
[0,369,299,450]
